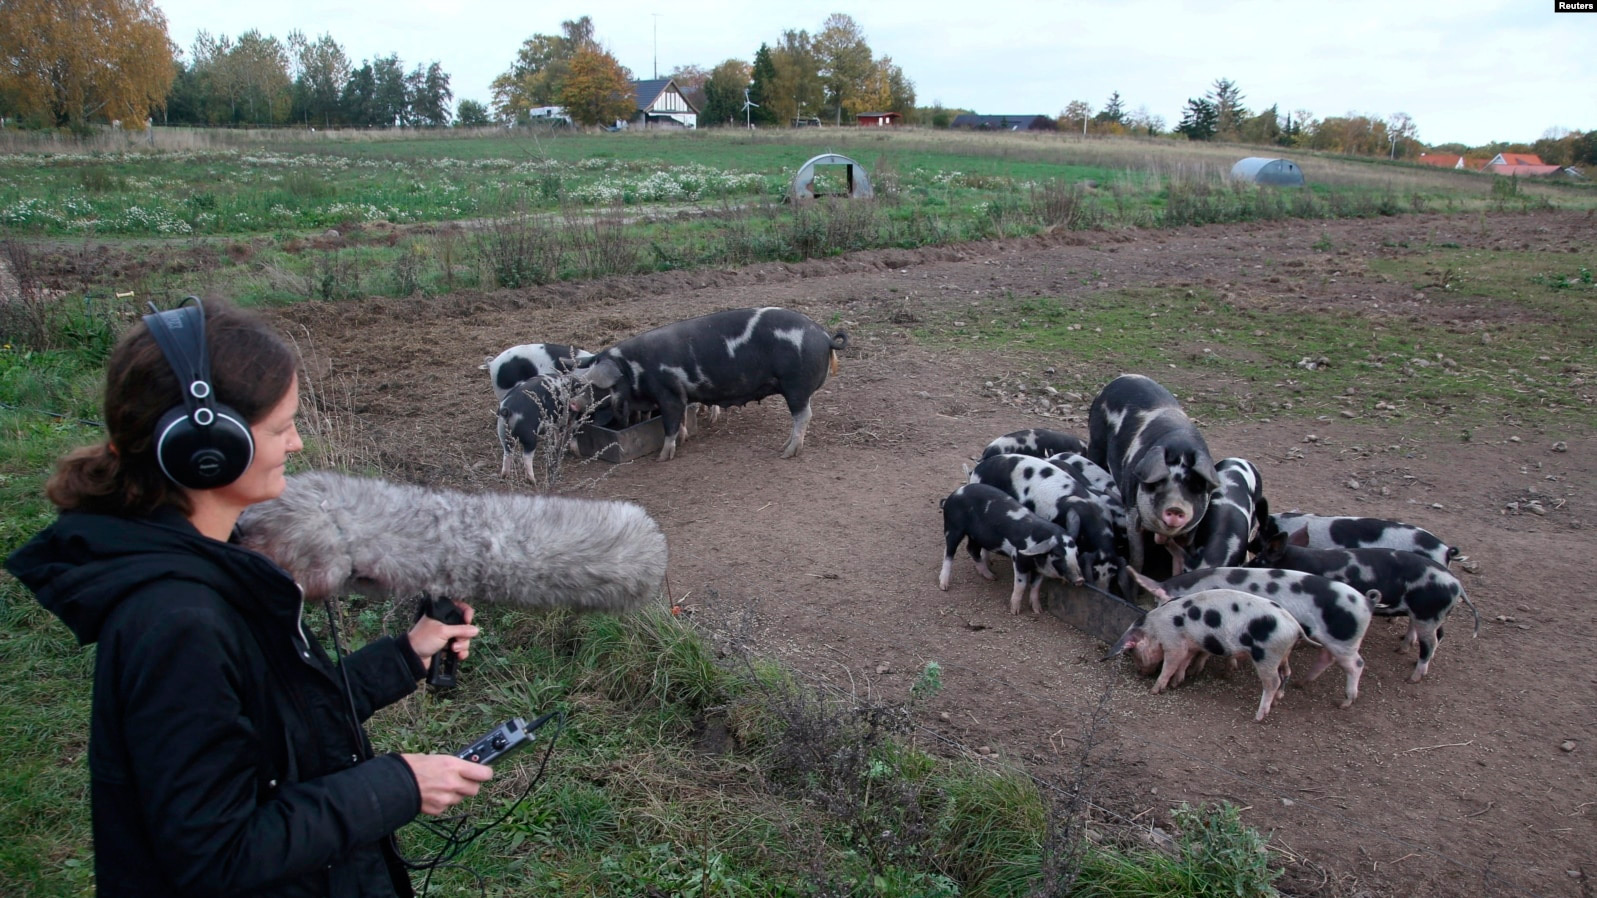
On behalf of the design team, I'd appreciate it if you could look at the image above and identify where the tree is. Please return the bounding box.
[767,29,824,126]
[1094,91,1125,126]
[858,55,913,116]
[229,30,291,124]
[1061,100,1091,137]
[1175,97,1217,141]
[1386,111,1417,159]
[559,46,632,127]
[408,61,453,127]
[455,98,490,127]
[340,62,375,125]
[701,59,751,127]
[0,0,175,130]
[1239,104,1282,146]
[814,13,872,125]
[490,16,596,122]
[292,33,350,127]
[746,44,780,126]
[1207,77,1247,139]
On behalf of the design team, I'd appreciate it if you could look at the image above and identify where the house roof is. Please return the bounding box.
[630,78,698,114]
[1485,163,1563,176]
[856,111,899,118]
[950,113,1055,130]
[1415,154,1463,168]
[1493,152,1545,166]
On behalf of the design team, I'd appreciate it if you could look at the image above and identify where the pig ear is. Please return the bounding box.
[583,358,622,390]
[1134,452,1169,485]
[1101,621,1145,661]
[1289,527,1310,547]
[1019,536,1058,557]
[1127,568,1170,602]
[1192,453,1220,490]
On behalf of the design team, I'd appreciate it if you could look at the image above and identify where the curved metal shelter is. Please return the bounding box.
[1230,157,1305,187]
[790,153,874,200]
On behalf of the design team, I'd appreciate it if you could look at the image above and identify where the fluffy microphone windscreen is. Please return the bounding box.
[237,471,666,612]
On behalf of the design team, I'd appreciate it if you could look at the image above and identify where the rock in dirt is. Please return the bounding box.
[1561,741,1577,753]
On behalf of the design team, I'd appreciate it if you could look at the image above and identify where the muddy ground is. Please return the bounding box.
[272,210,1595,898]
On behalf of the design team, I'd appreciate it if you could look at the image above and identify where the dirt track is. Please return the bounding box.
[275,210,1596,898]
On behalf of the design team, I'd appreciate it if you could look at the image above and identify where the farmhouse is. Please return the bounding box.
[856,111,901,127]
[629,79,698,130]
[1483,152,1563,176]
[949,113,1056,132]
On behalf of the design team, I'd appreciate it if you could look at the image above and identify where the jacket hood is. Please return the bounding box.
[5,507,298,646]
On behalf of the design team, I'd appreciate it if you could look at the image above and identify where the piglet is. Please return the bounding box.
[1104,570,1306,721]
[1266,512,1457,569]
[1183,457,1267,571]
[980,428,1087,461]
[1254,528,1479,682]
[498,376,584,483]
[939,483,1084,615]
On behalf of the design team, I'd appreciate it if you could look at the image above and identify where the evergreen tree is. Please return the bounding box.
[1094,91,1125,125]
[747,44,780,126]
[1175,97,1218,141]
[455,98,490,127]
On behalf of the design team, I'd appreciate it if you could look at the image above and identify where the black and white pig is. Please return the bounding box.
[1265,513,1457,569]
[980,429,1087,461]
[1045,451,1121,504]
[1153,566,1377,709]
[1253,528,1480,682]
[481,343,593,402]
[574,307,848,461]
[1087,374,1220,576]
[1182,458,1267,571]
[939,483,1084,615]
[496,376,568,483]
[966,454,1123,594]
[1103,570,1306,722]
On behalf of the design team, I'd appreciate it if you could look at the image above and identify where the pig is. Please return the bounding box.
[1103,570,1306,721]
[1087,374,1220,576]
[1045,451,1121,504]
[1265,512,1457,569]
[573,307,848,461]
[1183,458,1268,571]
[966,453,1124,594]
[939,483,1084,615]
[1253,528,1480,682]
[480,343,593,402]
[1153,566,1377,709]
[980,429,1087,462]
[496,376,564,482]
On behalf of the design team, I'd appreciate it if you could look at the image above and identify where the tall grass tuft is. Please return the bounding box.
[561,207,643,279]
[472,200,560,289]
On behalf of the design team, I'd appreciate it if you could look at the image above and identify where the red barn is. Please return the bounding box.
[856,111,901,127]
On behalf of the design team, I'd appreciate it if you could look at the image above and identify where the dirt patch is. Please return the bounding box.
[274,210,1595,898]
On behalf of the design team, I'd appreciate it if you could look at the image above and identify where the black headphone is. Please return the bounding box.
[143,298,255,490]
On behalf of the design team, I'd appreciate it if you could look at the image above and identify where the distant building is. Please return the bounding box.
[856,111,901,127]
[1230,157,1306,187]
[523,106,570,126]
[1482,153,1563,176]
[1416,153,1466,169]
[629,79,697,129]
[949,113,1056,132]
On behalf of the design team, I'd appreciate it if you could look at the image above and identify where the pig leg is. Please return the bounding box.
[1252,659,1286,721]
[1408,620,1442,682]
[520,450,538,484]
[656,397,687,461]
[780,401,813,458]
[1008,565,1029,615]
[1151,645,1197,695]
[1026,573,1045,615]
[1326,650,1365,707]
[974,549,996,581]
[1126,512,1148,572]
[497,417,517,478]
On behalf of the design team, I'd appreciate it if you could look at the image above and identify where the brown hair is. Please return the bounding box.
[46,298,300,516]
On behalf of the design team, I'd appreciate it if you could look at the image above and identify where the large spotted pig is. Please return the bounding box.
[480,343,593,402]
[574,307,847,461]
[1266,512,1457,568]
[1253,528,1479,682]
[966,454,1124,594]
[1087,374,1219,576]
[1104,571,1306,722]
[939,483,1084,615]
[1183,458,1268,571]
[1154,566,1377,709]
[980,428,1087,462]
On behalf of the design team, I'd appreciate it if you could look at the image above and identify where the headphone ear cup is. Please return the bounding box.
[154,402,255,490]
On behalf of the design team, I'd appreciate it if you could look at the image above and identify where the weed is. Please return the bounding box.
[1312,232,1334,252]
[473,203,559,289]
[561,207,643,280]
[390,241,428,296]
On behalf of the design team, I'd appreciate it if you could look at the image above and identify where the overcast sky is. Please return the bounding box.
[154,0,1595,147]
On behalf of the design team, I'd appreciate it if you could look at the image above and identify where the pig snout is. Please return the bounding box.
[1162,506,1190,530]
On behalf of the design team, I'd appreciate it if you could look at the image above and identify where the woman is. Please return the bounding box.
[6,298,490,897]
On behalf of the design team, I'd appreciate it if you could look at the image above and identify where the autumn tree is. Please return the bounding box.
[814,13,872,125]
[1385,111,1417,158]
[667,64,709,113]
[1207,77,1247,139]
[491,16,598,122]
[1,0,176,130]
[559,46,633,127]
[1060,100,1091,137]
[767,29,824,125]
[701,59,752,127]
[858,55,914,115]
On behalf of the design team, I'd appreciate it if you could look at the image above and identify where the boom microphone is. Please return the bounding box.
[236,471,667,612]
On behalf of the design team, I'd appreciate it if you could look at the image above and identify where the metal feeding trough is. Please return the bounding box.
[1040,580,1148,645]
[572,408,665,463]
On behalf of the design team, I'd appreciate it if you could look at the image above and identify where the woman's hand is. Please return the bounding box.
[407,602,478,671]
[400,754,493,815]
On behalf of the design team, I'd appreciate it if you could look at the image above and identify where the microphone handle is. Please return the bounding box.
[418,595,466,689]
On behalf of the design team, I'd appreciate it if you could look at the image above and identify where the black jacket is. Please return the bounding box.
[6,507,427,898]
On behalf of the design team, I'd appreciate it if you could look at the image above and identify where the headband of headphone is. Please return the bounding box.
[142,298,255,490]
